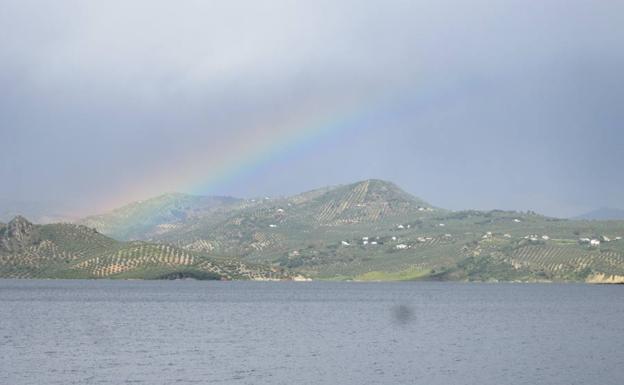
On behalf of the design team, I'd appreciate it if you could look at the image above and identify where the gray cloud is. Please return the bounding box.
[1,0,623,218]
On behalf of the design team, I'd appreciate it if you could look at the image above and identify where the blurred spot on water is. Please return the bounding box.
[392,304,414,325]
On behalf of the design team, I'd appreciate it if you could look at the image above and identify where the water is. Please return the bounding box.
[1,280,622,385]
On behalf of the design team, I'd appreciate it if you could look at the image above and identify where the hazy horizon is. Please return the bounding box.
[2,0,623,219]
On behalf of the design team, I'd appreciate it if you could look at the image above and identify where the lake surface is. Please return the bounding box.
[1,280,622,385]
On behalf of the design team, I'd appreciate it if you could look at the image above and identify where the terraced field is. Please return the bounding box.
[0,217,291,280]
[6,179,624,282]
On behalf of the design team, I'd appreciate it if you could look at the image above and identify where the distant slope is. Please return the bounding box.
[0,216,291,280]
[0,199,73,224]
[68,179,624,283]
[574,207,624,220]
[77,193,242,241]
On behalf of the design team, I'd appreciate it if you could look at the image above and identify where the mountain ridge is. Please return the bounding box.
[574,207,624,221]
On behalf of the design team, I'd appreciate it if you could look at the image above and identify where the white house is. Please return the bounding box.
[341,241,350,246]
[391,236,397,241]
[396,244,408,250]
[542,235,550,241]
[514,219,521,223]
[590,239,601,246]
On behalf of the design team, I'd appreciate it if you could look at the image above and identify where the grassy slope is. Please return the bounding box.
[152,183,624,282]
[0,220,289,280]
[65,179,624,282]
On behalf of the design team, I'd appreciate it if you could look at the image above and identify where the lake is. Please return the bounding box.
[1,280,622,384]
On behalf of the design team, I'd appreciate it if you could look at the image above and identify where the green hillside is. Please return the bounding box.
[0,216,291,280]
[147,180,624,283]
[6,179,624,282]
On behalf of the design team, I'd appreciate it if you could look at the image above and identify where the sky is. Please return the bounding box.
[1,0,623,220]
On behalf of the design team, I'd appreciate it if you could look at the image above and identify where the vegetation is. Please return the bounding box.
[0,217,290,280]
[3,180,624,283]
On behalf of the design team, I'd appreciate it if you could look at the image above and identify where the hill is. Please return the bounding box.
[574,207,624,221]
[155,179,440,255]
[0,216,291,280]
[77,193,242,240]
[24,179,624,283]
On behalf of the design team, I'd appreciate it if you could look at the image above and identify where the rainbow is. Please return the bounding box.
[94,95,389,213]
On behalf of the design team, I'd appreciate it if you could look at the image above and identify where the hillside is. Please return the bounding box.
[574,207,624,220]
[15,179,624,283]
[108,180,622,283]
[0,216,291,280]
[77,193,242,240]
[155,179,440,256]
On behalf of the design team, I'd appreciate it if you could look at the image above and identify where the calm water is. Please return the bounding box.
[1,280,622,385]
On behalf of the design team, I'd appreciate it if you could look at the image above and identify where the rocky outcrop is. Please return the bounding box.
[0,216,37,252]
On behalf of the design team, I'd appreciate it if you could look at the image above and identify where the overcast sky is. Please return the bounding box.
[1,0,623,219]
